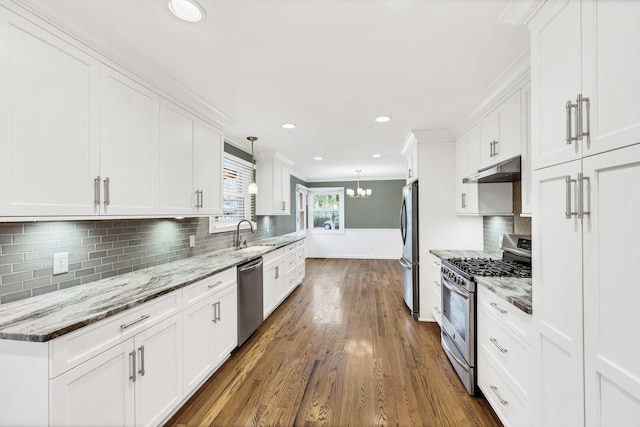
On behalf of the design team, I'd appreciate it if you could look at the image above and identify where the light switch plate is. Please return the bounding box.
[53,252,69,275]
[189,235,195,248]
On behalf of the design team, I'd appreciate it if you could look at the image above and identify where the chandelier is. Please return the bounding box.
[346,170,372,199]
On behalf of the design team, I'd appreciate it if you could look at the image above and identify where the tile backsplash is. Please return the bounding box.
[0,216,276,304]
[483,181,532,253]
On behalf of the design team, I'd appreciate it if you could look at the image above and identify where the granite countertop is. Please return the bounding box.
[430,249,502,260]
[0,235,304,342]
[476,277,532,315]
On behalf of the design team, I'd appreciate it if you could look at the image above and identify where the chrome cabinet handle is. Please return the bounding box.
[208,280,223,289]
[433,306,441,314]
[490,385,508,406]
[104,177,110,206]
[282,201,286,211]
[489,141,494,157]
[565,176,577,219]
[408,168,412,178]
[216,301,221,322]
[195,190,201,208]
[129,350,136,382]
[138,345,145,376]
[493,140,498,157]
[94,176,101,207]
[120,315,150,329]
[490,338,508,354]
[200,190,204,208]
[433,280,440,287]
[580,175,590,218]
[490,302,507,314]
[275,266,279,279]
[576,94,590,139]
[212,302,217,323]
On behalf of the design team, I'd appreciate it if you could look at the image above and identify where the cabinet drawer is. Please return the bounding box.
[478,308,530,394]
[183,268,235,307]
[263,248,284,265]
[478,352,532,427]
[50,290,182,378]
[431,287,442,326]
[478,286,532,343]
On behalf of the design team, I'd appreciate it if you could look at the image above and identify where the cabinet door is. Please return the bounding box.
[159,100,195,215]
[583,145,640,426]
[456,128,479,215]
[479,110,499,168]
[531,160,584,427]
[194,121,223,215]
[134,314,183,427]
[530,0,582,170]
[280,165,291,214]
[0,10,99,216]
[182,296,216,395]
[213,282,238,366]
[50,339,135,427]
[99,66,159,215]
[521,83,533,216]
[263,261,279,318]
[495,90,522,162]
[581,0,640,157]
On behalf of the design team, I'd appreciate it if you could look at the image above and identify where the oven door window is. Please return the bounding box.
[442,278,469,341]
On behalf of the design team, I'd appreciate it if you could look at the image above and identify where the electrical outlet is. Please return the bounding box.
[189,235,195,248]
[53,252,69,275]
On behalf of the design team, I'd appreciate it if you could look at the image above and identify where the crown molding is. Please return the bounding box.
[498,0,546,25]
[449,48,530,138]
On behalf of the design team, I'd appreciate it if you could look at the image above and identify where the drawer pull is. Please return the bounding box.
[490,302,508,314]
[433,306,441,314]
[208,280,223,289]
[120,315,150,329]
[129,351,136,383]
[490,337,508,354]
[433,280,440,287]
[490,385,508,406]
[432,260,440,266]
[138,345,145,376]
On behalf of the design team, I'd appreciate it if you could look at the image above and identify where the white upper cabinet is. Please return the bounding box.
[159,100,224,216]
[530,0,582,170]
[256,152,294,216]
[159,100,196,215]
[520,83,532,216]
[531,0,640,170]
[0,9,99,216]
[479,90,522,169]
[99,66,159,216]
[455,126,480,215]
[581,0,640,157]
[194,122,223,215]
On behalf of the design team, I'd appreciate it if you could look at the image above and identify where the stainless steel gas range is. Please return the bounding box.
[440,234,532,395]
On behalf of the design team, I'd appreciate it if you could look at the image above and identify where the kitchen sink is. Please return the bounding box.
[235,245,273,253]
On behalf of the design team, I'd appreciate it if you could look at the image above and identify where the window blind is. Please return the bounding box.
[221,155,254,222]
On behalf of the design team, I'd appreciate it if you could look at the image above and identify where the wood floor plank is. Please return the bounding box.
[167,258,501,427]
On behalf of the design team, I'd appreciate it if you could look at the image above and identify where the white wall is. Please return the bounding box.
[305,229,401,259]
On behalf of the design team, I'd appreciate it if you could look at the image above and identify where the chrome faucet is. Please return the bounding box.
[235,219,255,249]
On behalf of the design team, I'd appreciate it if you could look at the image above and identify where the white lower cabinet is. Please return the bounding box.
[477,287,532,427]
[182,272,237,397]
[428,254,442,326]
[295,240,306,284]
[51,313,183,427]
[263,242,305,319]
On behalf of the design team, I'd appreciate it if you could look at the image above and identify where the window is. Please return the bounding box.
[308,187,345,234]
[209,154,254,232]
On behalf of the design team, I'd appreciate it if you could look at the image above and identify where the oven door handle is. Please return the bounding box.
[442,331,470,373]
[442,277,469,300]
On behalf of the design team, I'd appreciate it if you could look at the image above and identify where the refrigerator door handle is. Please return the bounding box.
[400,199,407,244]
[399,257,412,269]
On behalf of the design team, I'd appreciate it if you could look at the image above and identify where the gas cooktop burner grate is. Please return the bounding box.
[446,257,531,278]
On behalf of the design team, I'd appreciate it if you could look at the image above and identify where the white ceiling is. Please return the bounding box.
[19,0,529,182]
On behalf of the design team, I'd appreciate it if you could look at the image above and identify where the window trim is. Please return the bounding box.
[209,153,256,234]
[307,187,345,235]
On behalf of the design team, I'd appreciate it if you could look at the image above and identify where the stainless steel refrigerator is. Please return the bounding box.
[399,180,419,320]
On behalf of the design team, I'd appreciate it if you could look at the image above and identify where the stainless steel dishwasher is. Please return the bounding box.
[237,257,264,346]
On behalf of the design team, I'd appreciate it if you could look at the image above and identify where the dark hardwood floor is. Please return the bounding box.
[167,258,501,427]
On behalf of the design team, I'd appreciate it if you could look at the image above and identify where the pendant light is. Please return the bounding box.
[346,170,372,199]
[247,136,258,195]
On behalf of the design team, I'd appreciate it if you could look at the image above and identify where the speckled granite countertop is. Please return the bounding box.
[430,249,532,315]
[476,277,532,314]
[430,249,502,260]
[0,235,304,342]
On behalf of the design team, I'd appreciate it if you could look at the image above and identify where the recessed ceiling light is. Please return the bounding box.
[372,154,382,158]
[375,116,391,123]
[314,156,323,160]
[168,0,204,22]
[281,123,296,129]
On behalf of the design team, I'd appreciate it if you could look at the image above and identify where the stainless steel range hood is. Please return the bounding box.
[463,155,521,184]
